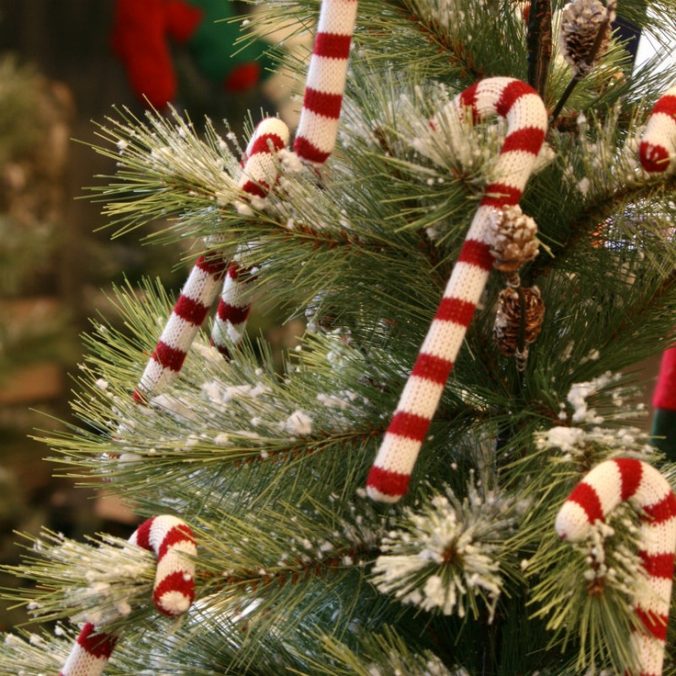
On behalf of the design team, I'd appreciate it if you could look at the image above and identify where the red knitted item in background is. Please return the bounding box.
[112,0,202,108]
[653,348,676,412]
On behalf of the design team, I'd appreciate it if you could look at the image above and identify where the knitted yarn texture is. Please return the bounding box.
[134,117,289,400]
[555,459,676,676]
[639,84,676,174]
[293,0,358,164]
[366,77,548,503]
[59,515,197,676]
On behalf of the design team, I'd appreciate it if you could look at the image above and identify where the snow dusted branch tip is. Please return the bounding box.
[372,482,524,621]
[536,372,654,464]
[7,530,155,628]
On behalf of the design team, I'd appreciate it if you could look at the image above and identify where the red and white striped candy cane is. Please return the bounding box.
[211,262,252,356]
[293,0,358,164]
[555,459,676,676]
[60,515,197,676]
[210,117,289,356]
[134,118,289,401]
[134,255,227,402]
[639,84,676,174]
[366,78,548,503]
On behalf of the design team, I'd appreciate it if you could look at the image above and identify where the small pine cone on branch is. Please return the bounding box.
[560,0,616,76]
[494,286,545,359]
[489,205,539,273]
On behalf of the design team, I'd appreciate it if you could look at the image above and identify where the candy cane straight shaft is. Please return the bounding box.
[367,78,548,502]
[556,459,676,676]
[211,118,289,355]
[639,84,676,174]
[60,516,197,676]
[293,0,358,164]
[134,118,289,400]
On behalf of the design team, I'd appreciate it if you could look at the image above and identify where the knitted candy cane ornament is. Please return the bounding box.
[639,84,676,174]
[210,117,289,355]
[367,78,548,503]
[134,117,289,401]
[556,459,676,676]
[293,0,358,164]
[60,515,197,676]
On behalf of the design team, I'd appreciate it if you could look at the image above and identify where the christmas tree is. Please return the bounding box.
[1,0,675,674]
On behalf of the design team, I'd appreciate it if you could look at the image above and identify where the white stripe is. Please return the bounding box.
[305,54,350,95]
[373,433,423,475]
[366,485,401,503]
[510,93,549,129]
[442,260,490,304]
[396,375,445,419]
[297,109,341,153]
[465,207,494,243]
[634,464,672,508]
[182,267,222,305]
[631,631,665,675]
[636,580,672,616]
[317,0,358,36]
[139,359,174,393]
[639,517,676,555]
[61,643,108,676]
[420,320,468,362]
[555,501,591,541]
[160,315,199,352]
[474,78,509,115]
[585,462,622,517]
[240,153,281,189]
[491,150,541,190]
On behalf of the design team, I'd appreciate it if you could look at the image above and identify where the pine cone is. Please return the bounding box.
[489,205,539,273]
[560,0,615,76]
[494,285,545,357]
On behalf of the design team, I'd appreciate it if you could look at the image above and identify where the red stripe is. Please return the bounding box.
[248,133,286,157]
[457,239,493,270]
[458,82,479,122]
[411,353,454,385]
[77,623,117,659]
[293,136,331,164]
[153,570,195,616]
[496,80,536,117]
[133,388,147,404]
[614,458,643,500]
[241,179,269,198]
[639,550,675,579]
[435,297,476,326]
[217,301,251,325]
[614,458,643,501]
[366,465,411,497]
[635,607,669,641]
[387,411,431,442]
[135,517,154,551]
[158,523,195,561]
[152,341,187,372]
[227,263,240,280]
[568,482,604,524]
[639,141,670,173]
[501,127,545,156]
[652,94,676,119]
[174,295,210,326]
[313,32,352,59]
[642,490,676,524]
[303,87,343,119]
[195,255,227,277]
[481,182,523,208]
